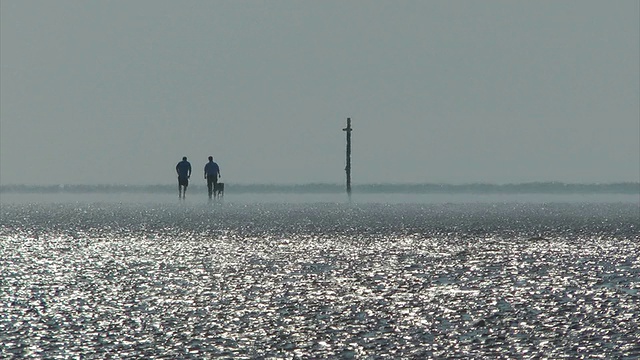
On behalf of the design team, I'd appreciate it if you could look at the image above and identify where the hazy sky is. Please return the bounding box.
[1,0,639,185]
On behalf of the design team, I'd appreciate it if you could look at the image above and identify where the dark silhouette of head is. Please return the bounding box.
[183,156,187,161]
[208,156,213,161]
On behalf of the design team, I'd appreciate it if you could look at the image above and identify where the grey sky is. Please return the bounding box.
[1,0,638,185]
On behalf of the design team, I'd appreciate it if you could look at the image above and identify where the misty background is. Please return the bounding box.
[1,1,639,186]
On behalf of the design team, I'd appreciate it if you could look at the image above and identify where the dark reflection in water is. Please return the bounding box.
[1,202,639,358]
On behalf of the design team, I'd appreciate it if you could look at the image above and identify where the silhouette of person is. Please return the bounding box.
[176,156,192,199]
[204,156,221,199]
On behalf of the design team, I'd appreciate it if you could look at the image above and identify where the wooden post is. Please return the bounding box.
[343,118,352,199]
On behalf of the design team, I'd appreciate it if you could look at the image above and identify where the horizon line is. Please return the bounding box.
[2,182,638,195]
[2,181,639,186]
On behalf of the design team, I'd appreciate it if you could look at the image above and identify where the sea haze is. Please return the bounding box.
[1,182,638,205]
[1,182,639,194]
[1,200,639,358]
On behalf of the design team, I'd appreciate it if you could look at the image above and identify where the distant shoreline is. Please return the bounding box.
[1,182,638,195]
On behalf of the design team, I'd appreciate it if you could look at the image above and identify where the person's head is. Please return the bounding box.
[208,156,213,161]
[182,156,187,161]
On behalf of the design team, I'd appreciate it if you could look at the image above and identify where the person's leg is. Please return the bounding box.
[207,176,213,199]
[213,179,218,199]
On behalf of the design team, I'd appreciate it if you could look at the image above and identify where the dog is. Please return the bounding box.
[214,182,224,198]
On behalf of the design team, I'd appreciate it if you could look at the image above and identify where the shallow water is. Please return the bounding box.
[1,200,639,358]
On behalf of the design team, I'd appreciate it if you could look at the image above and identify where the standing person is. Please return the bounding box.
[204,156,221,200]
[176,156,192,199]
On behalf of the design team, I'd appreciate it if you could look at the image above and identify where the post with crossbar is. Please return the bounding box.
[343,117,352,200]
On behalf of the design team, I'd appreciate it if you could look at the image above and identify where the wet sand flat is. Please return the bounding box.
[1,202,639,358]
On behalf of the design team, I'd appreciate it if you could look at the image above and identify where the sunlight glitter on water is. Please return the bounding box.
[1,202,639,358]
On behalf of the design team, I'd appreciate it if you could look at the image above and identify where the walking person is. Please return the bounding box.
[204,156,221,200]
[176,156,192,199]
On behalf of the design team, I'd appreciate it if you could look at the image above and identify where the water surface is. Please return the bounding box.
[1,199,638,358]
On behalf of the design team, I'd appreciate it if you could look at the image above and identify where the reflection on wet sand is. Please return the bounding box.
[1,202,638,358]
